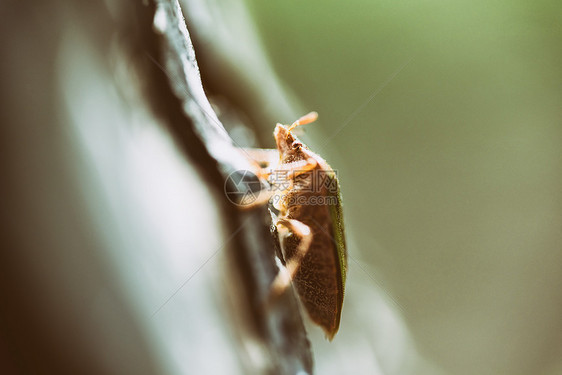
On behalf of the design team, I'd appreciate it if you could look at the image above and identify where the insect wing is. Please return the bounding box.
[326,173,347,306]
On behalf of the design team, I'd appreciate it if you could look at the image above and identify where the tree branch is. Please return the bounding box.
[134,1,313,373]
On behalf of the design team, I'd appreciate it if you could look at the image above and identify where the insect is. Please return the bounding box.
[243,112,347,340]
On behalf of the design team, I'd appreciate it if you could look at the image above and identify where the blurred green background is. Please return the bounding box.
[243,1,562,374]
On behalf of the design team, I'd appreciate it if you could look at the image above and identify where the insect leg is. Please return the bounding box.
[239,158,317,210]
[228,148,279,209]
[273,158,317,179]
[239,148,279,169]
[270,218,313,298]
[238,188,276,209]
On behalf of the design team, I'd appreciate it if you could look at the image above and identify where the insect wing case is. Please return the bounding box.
[288,164,347,340]
[325,170,347,338]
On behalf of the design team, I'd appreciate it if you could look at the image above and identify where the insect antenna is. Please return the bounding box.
[288,111,318,132]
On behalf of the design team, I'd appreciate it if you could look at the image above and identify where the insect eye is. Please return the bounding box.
[292,142,302,149]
